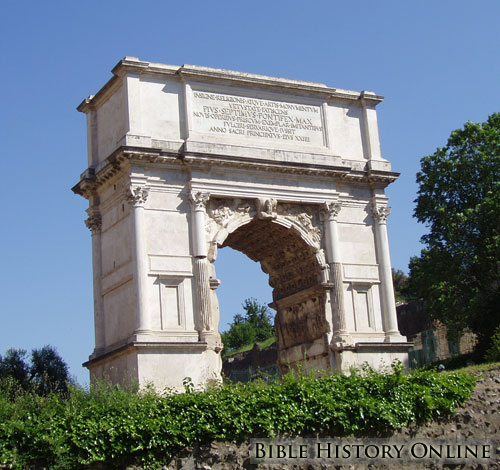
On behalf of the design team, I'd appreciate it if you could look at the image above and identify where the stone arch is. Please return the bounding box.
[75,58,411,390]
[206,197,333,374]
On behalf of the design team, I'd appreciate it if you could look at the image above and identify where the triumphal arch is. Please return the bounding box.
[73,57,410,390]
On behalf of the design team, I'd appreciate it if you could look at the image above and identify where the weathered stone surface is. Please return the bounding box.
[74,57,410,390]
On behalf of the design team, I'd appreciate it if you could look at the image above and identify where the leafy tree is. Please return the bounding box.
[221,322,257,351]
[0,348,30,389]
[30,345,71,396]
[221,298,274,352]
[241,298,274,341]
[0,345,71,395]
[392,268,411,302]
[409,113,500,353]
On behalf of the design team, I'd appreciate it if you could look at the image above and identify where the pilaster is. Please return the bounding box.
[85,207,105,353]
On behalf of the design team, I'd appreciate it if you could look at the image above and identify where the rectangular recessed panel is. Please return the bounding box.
[160,285,181,329]
[343,264,379,281]
[353,287,375,332]
[150,255,192,274]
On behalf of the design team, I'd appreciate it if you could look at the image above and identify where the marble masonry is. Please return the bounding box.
[73,57,410,390]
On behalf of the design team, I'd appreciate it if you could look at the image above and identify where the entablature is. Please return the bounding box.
[72,146,399,200]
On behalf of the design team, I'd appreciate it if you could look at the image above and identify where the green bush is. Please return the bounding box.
[0,363,476,470]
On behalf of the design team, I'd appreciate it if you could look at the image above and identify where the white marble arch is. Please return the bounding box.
[73,57,410,390]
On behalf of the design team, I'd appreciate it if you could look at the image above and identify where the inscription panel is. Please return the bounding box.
[192,90,325,147]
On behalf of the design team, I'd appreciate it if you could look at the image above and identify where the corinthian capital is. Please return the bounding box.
[125,186,149,207]
[321,201,342,220]
[372,205,391,224]
[85,213,102,232]
[189,191,210,211]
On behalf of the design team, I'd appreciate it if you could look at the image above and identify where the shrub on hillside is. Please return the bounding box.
[0,362,476,470]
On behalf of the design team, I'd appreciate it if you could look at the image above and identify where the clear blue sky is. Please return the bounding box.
[1,1,499,384]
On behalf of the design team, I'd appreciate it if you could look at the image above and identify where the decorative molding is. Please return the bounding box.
[125,186,149,207]
[72,148,399,201]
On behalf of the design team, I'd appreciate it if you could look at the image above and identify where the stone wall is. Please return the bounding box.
[222,342,278,383]
[397,300,477,368]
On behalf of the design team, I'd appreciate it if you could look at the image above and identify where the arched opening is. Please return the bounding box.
[215,247,272,334]
[215,217,333,375]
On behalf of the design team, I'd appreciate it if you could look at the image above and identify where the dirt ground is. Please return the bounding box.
[167,366,500,470]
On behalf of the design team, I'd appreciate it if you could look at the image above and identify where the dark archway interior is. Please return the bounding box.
[222,219,321,302]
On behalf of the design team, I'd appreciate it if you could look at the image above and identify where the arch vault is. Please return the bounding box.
[73,57,410,390]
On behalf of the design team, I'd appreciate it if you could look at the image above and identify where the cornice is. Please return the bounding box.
[71,147,181,198]
[77,57,384,113]
[72,146,399,199]
[77,71,124,113]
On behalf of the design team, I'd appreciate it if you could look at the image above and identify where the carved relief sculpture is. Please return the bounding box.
[256,197,277,220]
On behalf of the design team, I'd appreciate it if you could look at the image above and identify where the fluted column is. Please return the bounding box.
[321,201,350,343]
[372,201,400,340]
[85,209,105,352]
[189,191,214,333]
[126,186,151,333]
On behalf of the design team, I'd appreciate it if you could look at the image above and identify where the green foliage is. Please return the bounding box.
[0,345,71,396]
[409,113,500,349]
[224,336,277,359]
[0,363,476,470]
[485,325,500,362]
[392,268,412,302]
[30,345,71,396]
[221,298,274,353]
[0,349,30,390]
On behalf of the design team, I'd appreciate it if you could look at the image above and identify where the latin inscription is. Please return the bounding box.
[192,91,325,146]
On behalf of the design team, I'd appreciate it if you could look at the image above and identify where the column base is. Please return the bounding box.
[330,331,353,349]
[200,330,223,352]
[384,331,408,343]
